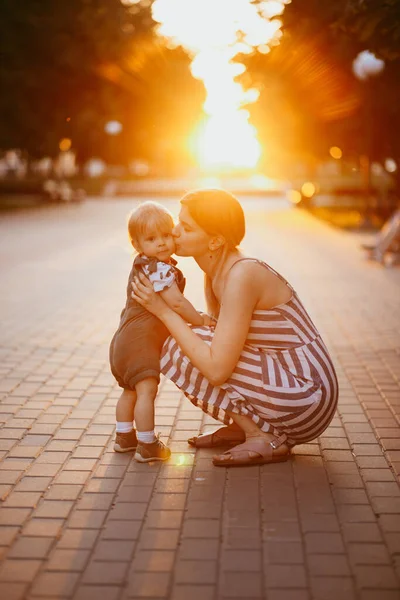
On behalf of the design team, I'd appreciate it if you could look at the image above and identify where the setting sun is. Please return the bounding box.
[152,0,288,170]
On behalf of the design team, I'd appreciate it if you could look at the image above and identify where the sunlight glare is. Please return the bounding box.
[151,0,288,170]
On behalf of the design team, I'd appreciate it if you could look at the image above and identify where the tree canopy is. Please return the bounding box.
[0,0,204,168]
[243,0,400,173]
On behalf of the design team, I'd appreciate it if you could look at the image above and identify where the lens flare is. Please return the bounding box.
[151,0,288,170]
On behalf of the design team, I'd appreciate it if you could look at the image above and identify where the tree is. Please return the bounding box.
[0,0,204,169]
[337,0,400,61]
[243,0,400,177]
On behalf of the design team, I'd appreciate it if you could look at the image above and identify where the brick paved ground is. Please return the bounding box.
[0,196,399,600]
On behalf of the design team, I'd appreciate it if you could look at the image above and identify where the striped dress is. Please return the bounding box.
[160,259,338,446]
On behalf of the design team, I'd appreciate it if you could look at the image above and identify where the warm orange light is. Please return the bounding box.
[301,182,316,198]
[287,189,302,204]
[152,0,288,170]
[330,146,342,159]
[59,138,72,152]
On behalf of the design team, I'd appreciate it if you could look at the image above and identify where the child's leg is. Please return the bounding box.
[114,389,137,453]
[134,377,158,435]
[116,389,136,430]
[134,378,171,462]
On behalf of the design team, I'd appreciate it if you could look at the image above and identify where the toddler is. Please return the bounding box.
[109,201,206,462]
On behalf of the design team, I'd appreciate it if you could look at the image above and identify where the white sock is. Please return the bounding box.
[116,421,133,433]
[137,430,156,444]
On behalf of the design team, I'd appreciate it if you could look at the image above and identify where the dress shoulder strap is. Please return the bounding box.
[227,258,294,292]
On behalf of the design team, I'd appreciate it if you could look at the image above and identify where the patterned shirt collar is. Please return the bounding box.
[134,253,177,274]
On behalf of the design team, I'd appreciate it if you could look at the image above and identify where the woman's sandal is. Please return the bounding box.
[188,425,246,448]
[212,436,290,467]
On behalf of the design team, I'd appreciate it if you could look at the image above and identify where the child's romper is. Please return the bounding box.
[109,254,185,390]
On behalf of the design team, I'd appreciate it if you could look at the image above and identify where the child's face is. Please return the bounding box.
[137,227,175,261]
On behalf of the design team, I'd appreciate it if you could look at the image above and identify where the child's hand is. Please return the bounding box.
[202,314,216,328]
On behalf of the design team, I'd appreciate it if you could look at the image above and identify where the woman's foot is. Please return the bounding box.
[188,424,246,448]
[212,435,290,467]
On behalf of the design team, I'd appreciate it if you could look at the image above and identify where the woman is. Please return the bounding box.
[132,189,338,466]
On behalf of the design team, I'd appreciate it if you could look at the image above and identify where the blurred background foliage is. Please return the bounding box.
[0,0,204,167]
[0,0,399,185]
[243,0,400,182]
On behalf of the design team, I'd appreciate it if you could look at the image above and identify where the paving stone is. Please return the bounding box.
[264,564,307,588]
[379,514,400,532]
[46,548,90,572]
[332,488,370,504]
[337,504,376,523]
[93,540,135,561]
[73,585,121,600]
[182,519,220,539]
[145,510,183,529]
[264,541,304,565]
[366,481,400,497]
[0,470,23,485]
[127,571,170,597]
[8,536,54,559]
[77,492,114,510]
[0,508,32,526]
[304,532,345,554]
[267,591,310,600]
[371,497,400,514]
[175,559,217,585]
[310,577,356,600]
[354,565,399,589]
[108,502,147,521]
[3,491,42,508]
[149,493,187,511]
[34,500,74,519]
[27,463,61,477]
[15,477,52,492]
[30,572,80,597]
[68,510,107,529]
[101,520,141,541]
[0,526,19,545]
[221,549,262,572]
[342,523,383,543]
[83,561,128,585]
[85,478,120,493]
[45,484,82,501]
[0,559,42,582]
[55,471,90,485]
[179,538,219,561]
[0,582,28,600]
[23,518,64,537]
[348,542,391,565]
[169,585,215,600]
[57,529,99,550]
[117,486,153,503]
[360,592,400,600]
[138,529,180,550]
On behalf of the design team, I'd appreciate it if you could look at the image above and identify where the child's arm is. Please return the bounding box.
[160,282,204,325]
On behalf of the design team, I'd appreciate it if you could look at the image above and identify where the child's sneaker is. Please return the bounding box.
[135,434,171,462]
[114,430,137,453]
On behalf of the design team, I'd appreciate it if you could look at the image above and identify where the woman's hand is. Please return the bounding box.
[131,272,169,318]
[202,314,217,328]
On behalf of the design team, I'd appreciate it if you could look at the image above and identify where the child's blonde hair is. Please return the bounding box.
[128,201,174,252]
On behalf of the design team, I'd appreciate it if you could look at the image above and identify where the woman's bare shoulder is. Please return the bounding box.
[226,258,276,285]
[225,258,290,308]
[222,259,265,299]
